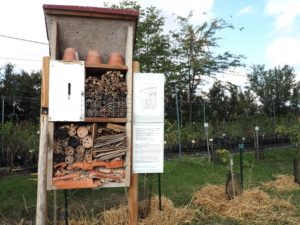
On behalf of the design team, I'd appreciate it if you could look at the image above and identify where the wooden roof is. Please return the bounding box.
[43,4,139,21]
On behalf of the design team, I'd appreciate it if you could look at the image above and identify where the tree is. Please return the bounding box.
[170,13,243,122]
[290,82,300,114]
[247,64,296,117]
[105,0,172,73]
[235,88,257,118]
[0,63,41,121]
[208,81,237,122]
[207,81,257,123]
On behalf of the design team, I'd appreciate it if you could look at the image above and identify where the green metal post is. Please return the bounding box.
[203,100,206,124]
[238,143,244,188]
[175,90,182,157]
[158,173,162,211]
[64,190,69,225]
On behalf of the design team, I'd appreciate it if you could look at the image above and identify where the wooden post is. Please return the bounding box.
[36,114,49,225]
[36,57,50,225]
[128,61,139,225]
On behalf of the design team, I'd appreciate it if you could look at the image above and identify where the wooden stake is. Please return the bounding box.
[36,114,49,225]
[41,57,50,108]
[128,60,139,225]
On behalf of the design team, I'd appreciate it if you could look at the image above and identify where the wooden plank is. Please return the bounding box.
[106,123,126,132]
[125,26,134,187]
[128,47,139,225]
[91,123,98,154]
[41,57,50,109]
[85,117,127,123]
[100,182,128,188]
[85,63,128,71]
[43,5,139,18]
[47,122,54,190]
[50,20,57,60]
[36,114,49,225]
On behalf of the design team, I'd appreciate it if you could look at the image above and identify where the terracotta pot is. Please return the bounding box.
[63,47,76,61]
[108,52,124,66]
[85,50,102,65]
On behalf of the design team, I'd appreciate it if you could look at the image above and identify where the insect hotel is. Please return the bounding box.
[40,5,139,190]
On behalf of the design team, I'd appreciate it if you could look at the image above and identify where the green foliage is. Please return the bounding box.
[215,148,230,164]
[180,122,204,144]
[164,120,178,148]
[0,121,39,165]
[247,64,297,117]
[0,63,41,122]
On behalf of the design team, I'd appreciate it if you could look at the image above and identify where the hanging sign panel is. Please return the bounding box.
[133,73,164,173]
[133,123,164,173]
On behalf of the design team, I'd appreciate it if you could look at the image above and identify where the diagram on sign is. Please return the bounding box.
[140,87,157,112]
[134,73,164,123]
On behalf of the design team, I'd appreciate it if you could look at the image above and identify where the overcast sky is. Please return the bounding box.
[0,0,300,86]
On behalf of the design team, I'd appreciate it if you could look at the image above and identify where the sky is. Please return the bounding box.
[0,0,300,87]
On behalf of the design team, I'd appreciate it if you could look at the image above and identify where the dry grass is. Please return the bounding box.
[263,175,300,191]
[193,184,298,224]
[139,196,196,225]
[100,196,196,225]
[100,205,127,225]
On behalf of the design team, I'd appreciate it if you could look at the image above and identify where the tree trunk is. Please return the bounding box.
[189,97,192,123]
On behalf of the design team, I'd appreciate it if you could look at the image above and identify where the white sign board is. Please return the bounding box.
[133,123,164,173]
[133,73,164,173]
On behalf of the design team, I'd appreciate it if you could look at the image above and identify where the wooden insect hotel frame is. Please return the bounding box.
[40,4,139,190]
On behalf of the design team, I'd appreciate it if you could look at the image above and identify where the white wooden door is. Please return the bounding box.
[48,60,85,121]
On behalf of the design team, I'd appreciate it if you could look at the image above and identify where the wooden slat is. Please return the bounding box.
[36,114,49,225]
[85,63,128,71]
[85,117,127,123]
[128,50,139,225]
[43,5,139,18]
[47,122,54,190]
[41,57,50,109]
[50,20,58,60]
[91,123,98,154]
[125,26,134,186]
[100,182,128,188]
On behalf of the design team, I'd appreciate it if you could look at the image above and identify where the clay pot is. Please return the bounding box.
[63,47,77,61]
[85,50,102,65]
[108,52,124,66]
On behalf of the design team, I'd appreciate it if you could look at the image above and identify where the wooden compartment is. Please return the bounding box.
[43,5,138,190]
[50,122,130,189]
[85,70,127,119]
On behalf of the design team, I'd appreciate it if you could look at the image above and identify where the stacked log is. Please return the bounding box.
[85,70,127,117]
[54,124,93,164]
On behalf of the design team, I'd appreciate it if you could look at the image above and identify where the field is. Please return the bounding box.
[1,147,300,224]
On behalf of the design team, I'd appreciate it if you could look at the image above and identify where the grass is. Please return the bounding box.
[0,147,299,224]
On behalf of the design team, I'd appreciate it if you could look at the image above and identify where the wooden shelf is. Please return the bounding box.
[85,117,127,123]
[85,63,128,71]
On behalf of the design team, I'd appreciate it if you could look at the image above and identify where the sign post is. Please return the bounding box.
[238,143,244,188]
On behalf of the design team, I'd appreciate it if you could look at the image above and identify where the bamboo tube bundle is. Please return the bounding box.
[85,70,127,118]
